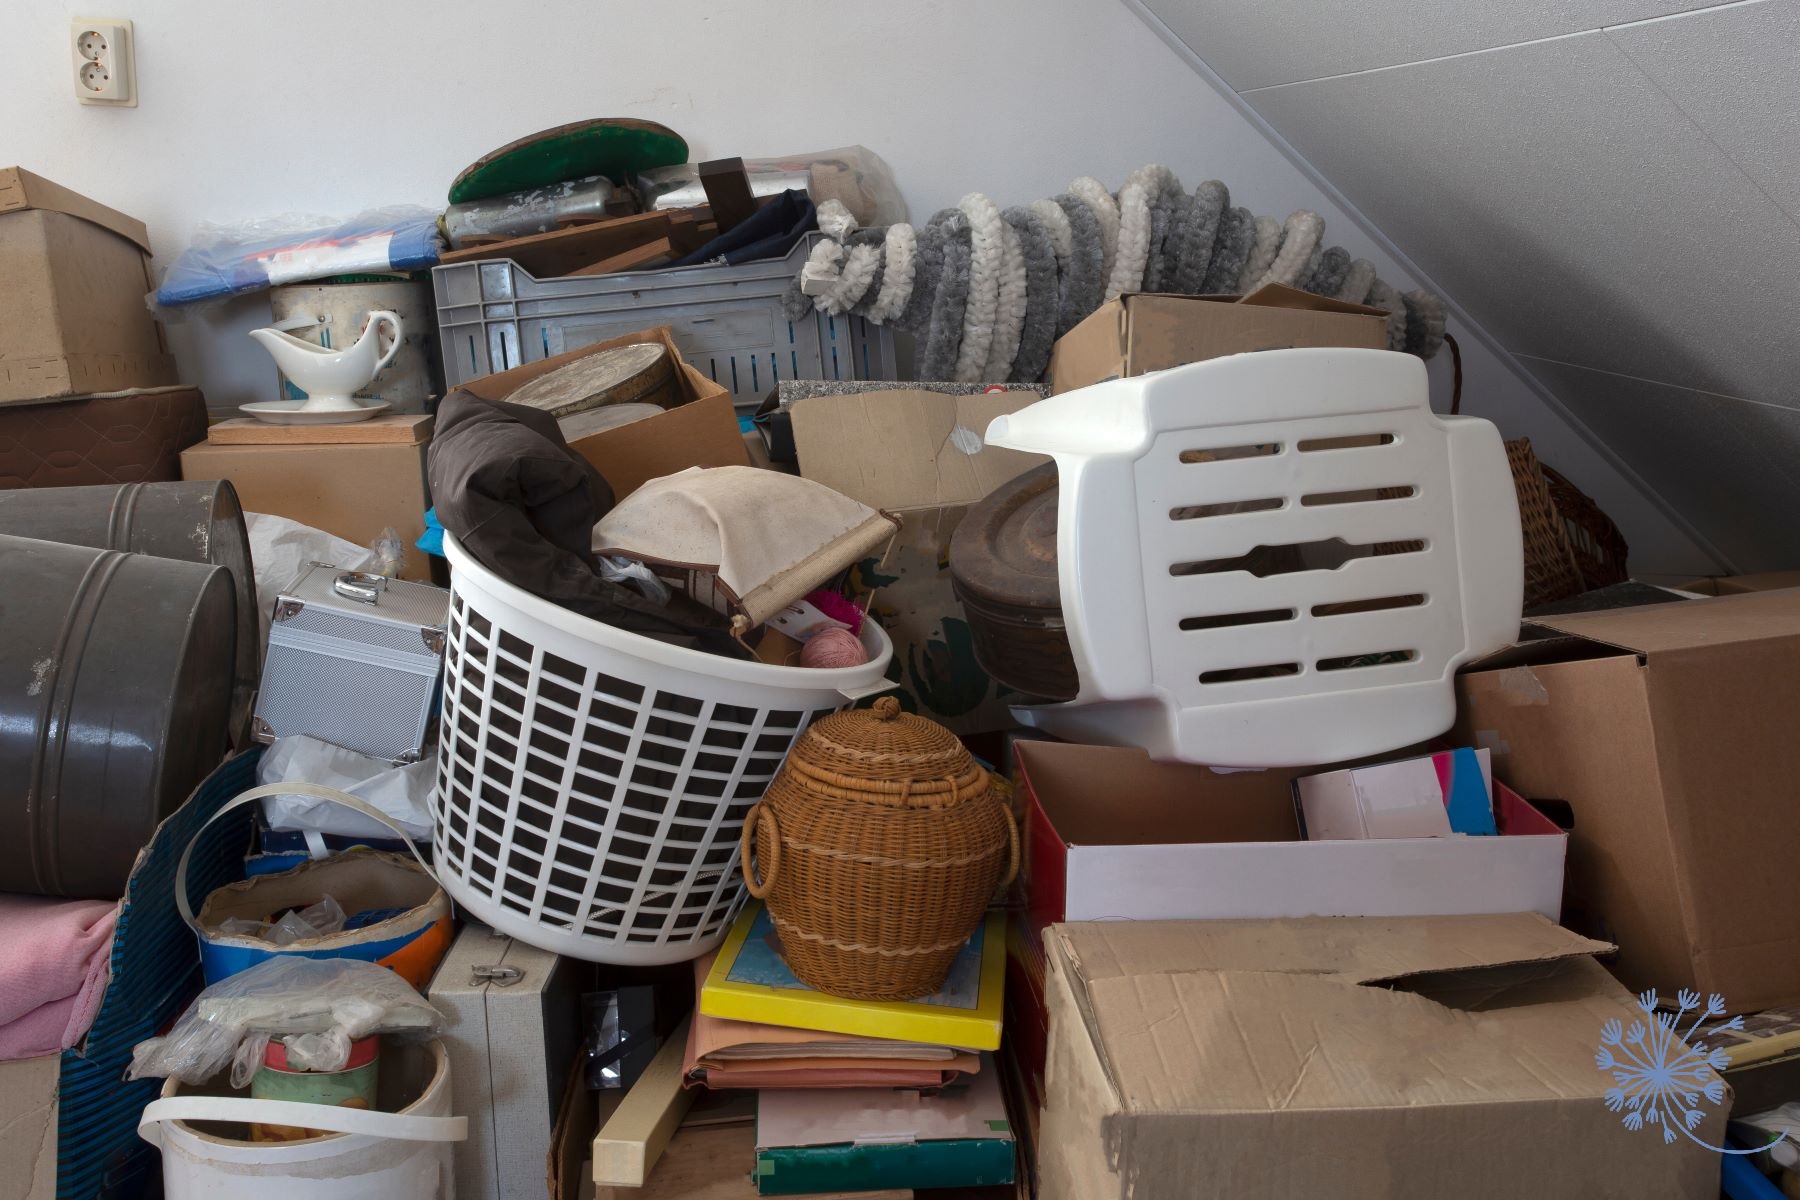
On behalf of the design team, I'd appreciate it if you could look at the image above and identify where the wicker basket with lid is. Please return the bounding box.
[741,695,1017,1000]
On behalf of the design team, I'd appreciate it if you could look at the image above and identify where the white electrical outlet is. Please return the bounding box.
[72,18,134,106]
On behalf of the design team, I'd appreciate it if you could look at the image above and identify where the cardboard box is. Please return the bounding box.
[430,925,593,1200]
[1673,570,1800,596]
[456,324,748,499]
[1048,282,1388,394]
[0,1055,57,1200]
[1036,915,1721,1200]
[0,167,178,404]
[791,385,1047,734]
[181,437,431,580]
[1455,589,1800,1012]
[1298,746,1496,839]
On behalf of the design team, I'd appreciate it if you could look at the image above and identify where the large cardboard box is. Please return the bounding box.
[181,437,432,581]
[457,324,748,499]
[790,385,1047,733]
[1006,737,1567,1184]
[1455,589,1800,1012]
[1673,570,1800,596]
[0,1055,57,1200]
[1037,915,1721,1200]
[0,167,178,404]
[1048,282,1387,394]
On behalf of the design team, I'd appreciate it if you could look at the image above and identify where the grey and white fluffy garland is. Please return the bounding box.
[787,168,1447,383]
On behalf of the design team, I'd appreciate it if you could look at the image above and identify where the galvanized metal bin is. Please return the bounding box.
[0,534,236,898]
[432,234,896,407]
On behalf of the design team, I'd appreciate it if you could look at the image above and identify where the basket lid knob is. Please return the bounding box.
[873,696,903,721]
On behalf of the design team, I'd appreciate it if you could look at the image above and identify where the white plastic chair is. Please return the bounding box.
[984,347,1521,767]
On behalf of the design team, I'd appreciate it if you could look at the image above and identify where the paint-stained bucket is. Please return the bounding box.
[178,785,453,989]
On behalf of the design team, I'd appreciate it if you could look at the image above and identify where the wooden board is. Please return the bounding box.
[568,237,673,277]
[508,344,673,417]
[439,212,671,277]
[591,1014,696,1188]
[595,1120,910,1200]
[699,158,758,234]
[449,118,687,205]
[205,413,433,446]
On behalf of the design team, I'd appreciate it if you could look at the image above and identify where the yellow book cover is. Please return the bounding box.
[699,905,1005,1051]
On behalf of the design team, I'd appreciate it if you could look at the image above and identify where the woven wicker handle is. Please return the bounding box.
[998,801,1020,889]
[740,801,782,899]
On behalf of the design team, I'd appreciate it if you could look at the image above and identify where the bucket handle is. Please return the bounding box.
[139,1095,467,1145]
[176,782,438,931]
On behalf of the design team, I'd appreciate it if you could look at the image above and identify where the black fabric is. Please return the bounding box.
[669,190,816,268]
[428,389,749,659]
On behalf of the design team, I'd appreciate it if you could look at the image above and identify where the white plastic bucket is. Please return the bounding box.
[139,1039,466,1200]
[434,532,895,965]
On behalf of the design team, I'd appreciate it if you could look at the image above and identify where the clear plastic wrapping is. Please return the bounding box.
[128,957,442,1086]
[640,146,906,227]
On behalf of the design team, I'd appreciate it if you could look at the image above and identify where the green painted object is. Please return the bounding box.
[754,1137,1016,1196]
[448,118,688,205]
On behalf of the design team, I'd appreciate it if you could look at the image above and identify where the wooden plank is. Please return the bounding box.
[595,1120,910,1200]
[205,413,434,446]
[439,211,671,277]
[591,1014,695,1188]
[567,237,672,277]
[698,158,758,234]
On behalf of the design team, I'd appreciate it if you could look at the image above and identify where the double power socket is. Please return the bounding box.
[73,18,135,106]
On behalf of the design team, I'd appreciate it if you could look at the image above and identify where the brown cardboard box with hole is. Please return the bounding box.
[1455,589,1800,1012]
[791,385,1047,734]
[181,439,432,581]
[1037,915,1720,1200]
[457,324,748,499]
[0,168,178,404]
[0,1055,57,1200]
[1048,282,1388,394]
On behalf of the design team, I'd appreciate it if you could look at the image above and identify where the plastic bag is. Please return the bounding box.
[368,526,407,578]
[640,146,906,227]
[598,554,672,606]
[257,735,435,843]
[245,512,375,647]
[154,206,443,311]
[128,957,442,1085]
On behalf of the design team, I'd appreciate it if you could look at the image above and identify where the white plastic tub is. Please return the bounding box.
[434,532,894,964]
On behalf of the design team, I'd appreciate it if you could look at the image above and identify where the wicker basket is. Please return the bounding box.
[741,696,1017,1000]
[1505,438,1586,609]
[1541,461,1630,589]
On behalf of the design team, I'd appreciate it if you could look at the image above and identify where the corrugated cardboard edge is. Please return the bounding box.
[0,167,152,254]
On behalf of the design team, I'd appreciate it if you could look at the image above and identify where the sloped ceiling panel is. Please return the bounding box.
[1137,0,1800,571]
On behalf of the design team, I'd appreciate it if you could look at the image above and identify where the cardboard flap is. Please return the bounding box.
[789,389,1046,511]
[1529,589,1800,657]
[1235,282,1387,317]
[1052,914,1608,988]
[1053,916,1622,1115]
[0,167,152,253]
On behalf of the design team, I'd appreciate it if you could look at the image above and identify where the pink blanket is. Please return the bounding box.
[0,895,118,1061]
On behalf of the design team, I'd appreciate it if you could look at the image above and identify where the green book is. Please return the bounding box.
[754,1054,1015,1196]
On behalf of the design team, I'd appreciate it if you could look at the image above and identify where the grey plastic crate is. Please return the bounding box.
[432,233,896,407]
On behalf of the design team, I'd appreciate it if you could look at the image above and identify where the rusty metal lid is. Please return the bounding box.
[948,461,1060,610]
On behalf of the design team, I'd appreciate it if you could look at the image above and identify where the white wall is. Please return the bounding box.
[0,0,1719,573]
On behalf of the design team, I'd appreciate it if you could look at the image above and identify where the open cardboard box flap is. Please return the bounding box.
[1527,587,1800,657]
[1050,914,1618,1114]
[789,388,1046,513]
[0,166,152,253]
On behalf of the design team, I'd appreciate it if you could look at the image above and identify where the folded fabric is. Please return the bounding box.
[670,189,817,268]
[695,1063,969,1090]
[429,390,748,658]
[593,466,899,632]
[0,894,118,1061]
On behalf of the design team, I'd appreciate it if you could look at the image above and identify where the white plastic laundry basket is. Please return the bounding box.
[984,347,1521,768]
[434,532,894,964]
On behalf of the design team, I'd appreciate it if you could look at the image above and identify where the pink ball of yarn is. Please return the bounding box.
[800,626,870,669]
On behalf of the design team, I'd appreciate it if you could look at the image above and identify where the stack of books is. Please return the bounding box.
[687,903,1015,1197]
